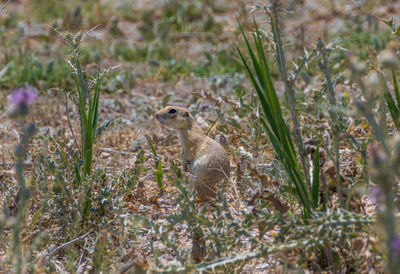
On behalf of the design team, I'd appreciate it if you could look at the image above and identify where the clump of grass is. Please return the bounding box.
[237,19,318,217]
[64,32,103,177]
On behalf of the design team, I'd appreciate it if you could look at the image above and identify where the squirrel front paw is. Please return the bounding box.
[183,160,191,172]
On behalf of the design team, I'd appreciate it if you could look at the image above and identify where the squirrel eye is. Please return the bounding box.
[168,108,177,114]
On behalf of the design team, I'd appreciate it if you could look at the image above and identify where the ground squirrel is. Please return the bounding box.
[155,106,230,202]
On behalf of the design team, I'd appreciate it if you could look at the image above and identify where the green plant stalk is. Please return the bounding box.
[72,58,102,177]
[13,164,26,274]
[269,1,311,189]
[353,69,397,271]
[377,72,400,272]
[13,123,35,274]
[368,145,398,272]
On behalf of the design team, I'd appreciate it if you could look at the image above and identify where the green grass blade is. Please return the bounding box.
[238,21,267,91]
[74,55,89,104]
[251,20,298,159]
[75,75,89,157]
[252,20,286,133]
[383,89,400,129]
[146,135,164,193]
[392,70,400,107]
[311,146,320,209]
[236,36,279,135]
[75,76,88,126]
[260,119,311,215]
[237,46,279,132]
[206,116,219,136]
[380,72,400,129]
[91,68,102,141]
[74,69,94,177]
[82,187,92,219]
[84,107,93,177]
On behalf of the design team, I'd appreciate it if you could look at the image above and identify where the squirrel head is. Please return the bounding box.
[155,106,193,130]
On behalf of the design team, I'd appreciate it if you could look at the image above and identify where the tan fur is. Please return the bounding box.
[155,106,230,202]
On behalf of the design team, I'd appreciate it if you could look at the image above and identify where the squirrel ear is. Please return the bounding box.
[184,111,189,117]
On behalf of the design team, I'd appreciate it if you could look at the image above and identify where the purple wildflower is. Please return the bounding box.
[391,237,400,254]
[371,186,381,203]
[9,87,37,105]
[8,86,37,118]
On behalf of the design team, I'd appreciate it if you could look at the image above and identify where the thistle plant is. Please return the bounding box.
[348,34,400,271]
[8,86,37,274]
[315,38,347,207]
